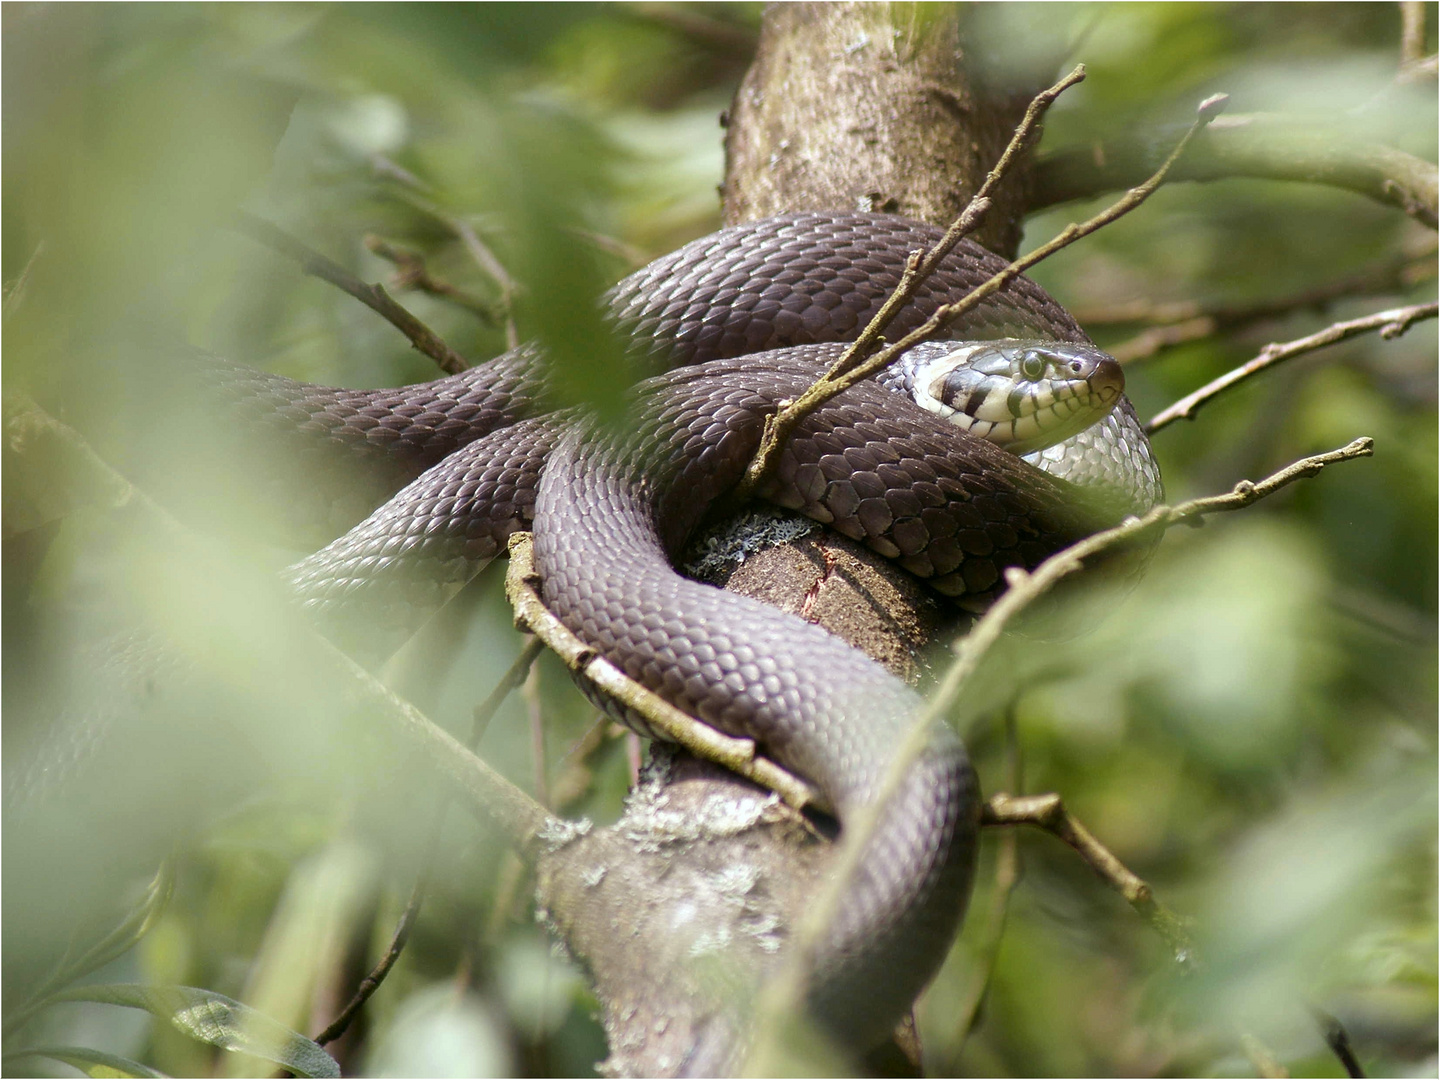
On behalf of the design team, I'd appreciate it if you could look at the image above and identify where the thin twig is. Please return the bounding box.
[982,792,1193,962]
[315,878,426,1047]
[504,533,823,812]
[471,637,546,748]
[232,212,472,375]
[735,87,1228,501]
[449,218,520,350]
[367,156,522,348]
[364,235,504,325]
[316,636,545,1045]
[1311,1007,1367,1078]
[1146,301,1438,433]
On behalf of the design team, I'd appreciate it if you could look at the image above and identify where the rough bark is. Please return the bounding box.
[721,2,1034,255]
[534,5,1043,1074]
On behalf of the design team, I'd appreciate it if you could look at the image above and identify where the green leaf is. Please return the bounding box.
[51,985,339,1079]
[6,1046,167,1078]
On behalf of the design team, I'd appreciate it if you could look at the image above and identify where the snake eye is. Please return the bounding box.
[1020,352,1047,381]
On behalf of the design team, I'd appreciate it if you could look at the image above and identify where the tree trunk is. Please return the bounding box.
[534,6,1047,1074]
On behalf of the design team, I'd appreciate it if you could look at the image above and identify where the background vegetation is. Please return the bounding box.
[4,3,1435,1076]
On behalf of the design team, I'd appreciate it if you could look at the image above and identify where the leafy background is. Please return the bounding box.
[4,3,1435,1077]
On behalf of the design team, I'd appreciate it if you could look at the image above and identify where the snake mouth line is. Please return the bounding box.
[895,338,1126,455]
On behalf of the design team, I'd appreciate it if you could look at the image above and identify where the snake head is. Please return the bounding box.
[911,339,1125,454]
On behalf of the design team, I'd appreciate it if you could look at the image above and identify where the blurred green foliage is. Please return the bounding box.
[3,3,1435,1077]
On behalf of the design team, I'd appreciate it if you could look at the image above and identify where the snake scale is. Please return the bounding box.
[74,213,1165,1060]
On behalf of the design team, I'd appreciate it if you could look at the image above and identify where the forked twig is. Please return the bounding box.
[233,212,472,375]
[982,792,1193,961]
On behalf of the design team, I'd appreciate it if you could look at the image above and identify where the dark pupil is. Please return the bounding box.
[1021,354,1046,380]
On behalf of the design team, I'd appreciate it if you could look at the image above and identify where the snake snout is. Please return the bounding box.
[1085,354,1125,404]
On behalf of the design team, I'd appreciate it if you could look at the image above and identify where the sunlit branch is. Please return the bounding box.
[1146,302,1438,433]
[982,792,1193,962]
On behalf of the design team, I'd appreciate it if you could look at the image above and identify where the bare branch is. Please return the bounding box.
[503,533,823,813]
[315,879,425,1047]
[1146,301,1438,433]
[1032,115,1439,229]
[982,792,1193,962]
[471,637,545,747]
[363,234,504,325]
[367,156,523,349]
[316,634,543,1047]
[232,212,473,375]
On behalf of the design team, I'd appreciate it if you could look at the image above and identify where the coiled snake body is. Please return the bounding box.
[114,214,1164,1058]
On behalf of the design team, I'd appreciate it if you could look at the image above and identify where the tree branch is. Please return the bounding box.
[1032,115,1439,229]
[314,879,425,1047]
[1146,301,1438,433]
[367,156,522,350]
[981,792,1193,962]
[232,212,473,375]
[363,234,504,326]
